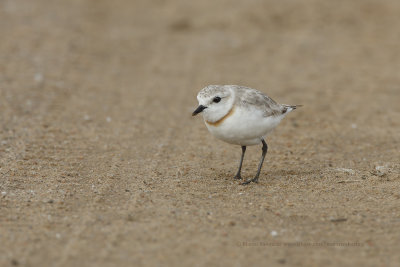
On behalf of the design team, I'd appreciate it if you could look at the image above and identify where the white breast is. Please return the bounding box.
[204,106,285,146]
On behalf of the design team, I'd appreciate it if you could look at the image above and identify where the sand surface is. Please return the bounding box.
[1,0,399,266]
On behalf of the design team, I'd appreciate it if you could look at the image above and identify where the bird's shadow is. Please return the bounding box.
[215,168,318,181]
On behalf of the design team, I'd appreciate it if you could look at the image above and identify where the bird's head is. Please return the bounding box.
[192,85,235,123]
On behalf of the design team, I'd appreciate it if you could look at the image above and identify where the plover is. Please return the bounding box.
[192,85,301,185]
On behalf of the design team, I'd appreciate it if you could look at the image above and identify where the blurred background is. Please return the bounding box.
[1,0,399,266]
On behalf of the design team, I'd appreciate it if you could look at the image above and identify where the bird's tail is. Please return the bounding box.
[282,104,303,114]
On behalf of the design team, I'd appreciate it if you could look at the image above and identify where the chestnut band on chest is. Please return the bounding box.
[206,107,235,127]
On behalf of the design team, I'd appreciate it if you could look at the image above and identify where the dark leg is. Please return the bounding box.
[234,146,246,179]
[242,139,268,185]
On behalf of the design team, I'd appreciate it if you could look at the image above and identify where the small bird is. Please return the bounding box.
[192,85,301,185]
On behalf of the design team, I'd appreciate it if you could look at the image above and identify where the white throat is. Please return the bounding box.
[201,89,235,123]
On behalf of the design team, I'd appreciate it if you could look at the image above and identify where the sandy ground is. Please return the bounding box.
[1,0,400,266]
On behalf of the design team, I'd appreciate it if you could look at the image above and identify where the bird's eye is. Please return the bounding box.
[213,97,221,103]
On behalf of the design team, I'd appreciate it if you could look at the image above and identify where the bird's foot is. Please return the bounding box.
[240,176,259,185]
[234,174,242,180]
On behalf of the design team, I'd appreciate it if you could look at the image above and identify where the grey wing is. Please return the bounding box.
[235,86,283,117]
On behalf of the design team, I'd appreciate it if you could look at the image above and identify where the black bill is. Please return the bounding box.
[192,105,207,116]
